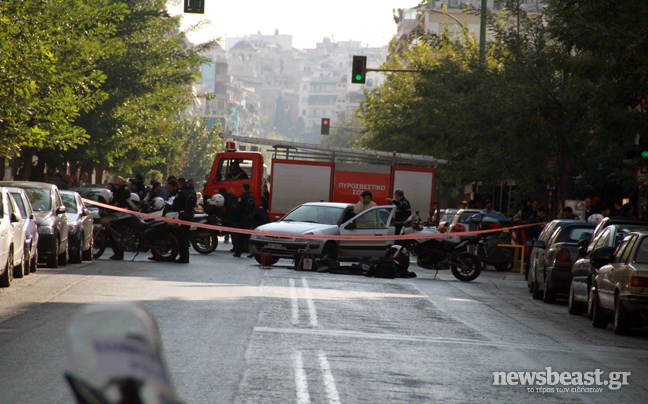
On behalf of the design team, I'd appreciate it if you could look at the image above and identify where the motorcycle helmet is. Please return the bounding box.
[164,211,180,227]
[588,214,604,223]
[99,189,113,204]
[127,193,141,210]
[151,197,165,211]
[209,194,225,207]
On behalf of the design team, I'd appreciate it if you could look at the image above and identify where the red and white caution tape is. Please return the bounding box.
[83,198,544,242]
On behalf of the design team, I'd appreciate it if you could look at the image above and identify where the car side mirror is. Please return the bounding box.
[591,246,615,268]
[345,222,356,230]
[534,240,546,249]
[577,238,588,248]
[274,216,280,222]
[526,239,536,247]
[30,214,34,220]
[56,206,67,214]
[578,246,586,257]
[10,213,20,223]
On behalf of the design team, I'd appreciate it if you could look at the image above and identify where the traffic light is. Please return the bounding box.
[351,55,367,84]
[642,151,648,158]
[184,0,204,14]
[321,118,330,135]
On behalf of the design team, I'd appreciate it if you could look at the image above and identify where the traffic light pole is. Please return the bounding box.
[365,68,421,73]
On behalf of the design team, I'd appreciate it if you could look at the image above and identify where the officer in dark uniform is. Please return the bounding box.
[386,188,411,245]
[169,178,196,264]
[109,176,137,260]
[233,183,255,257]
[219,187,238,246]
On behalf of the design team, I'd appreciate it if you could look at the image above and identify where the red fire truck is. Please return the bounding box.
[203,135,446,219]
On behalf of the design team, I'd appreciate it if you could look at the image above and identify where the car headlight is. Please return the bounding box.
[38,226,54,235]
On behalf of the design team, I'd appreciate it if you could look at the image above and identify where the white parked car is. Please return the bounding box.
[6,187,39,276]
[0,187,26,287]
[249,202,399,266]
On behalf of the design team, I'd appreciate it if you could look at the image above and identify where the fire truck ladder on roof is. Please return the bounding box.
[220,134,448,167]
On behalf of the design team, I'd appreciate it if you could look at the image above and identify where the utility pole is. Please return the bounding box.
[479,0,488,67]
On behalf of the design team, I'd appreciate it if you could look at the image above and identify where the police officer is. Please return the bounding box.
[233,183,255,257]
[386,188,411,244]
[169,178,196,264]
[108,176,138,260]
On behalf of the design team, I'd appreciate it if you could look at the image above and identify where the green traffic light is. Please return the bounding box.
[642,151,648,158]
[355,74,362,81]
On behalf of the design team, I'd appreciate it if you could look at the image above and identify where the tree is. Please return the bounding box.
[319,116,364,148]
[0,0,126,159]
[71,0,217,181]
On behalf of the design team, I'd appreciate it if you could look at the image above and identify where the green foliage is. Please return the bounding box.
[319,117,364,148]
[358,4,648,210]
[0,0,127,156]
[177,116,224,182]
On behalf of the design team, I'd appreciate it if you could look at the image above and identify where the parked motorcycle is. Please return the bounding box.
[398,212,483,282]
[93,212,179,261]
[469,213,514,271]
[148,197,222,255]
[65,303,179,404]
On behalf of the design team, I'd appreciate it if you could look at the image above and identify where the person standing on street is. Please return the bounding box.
[233,183,255,257]
[353,190,377,214]
[169,178,196,264]
[219,187,238,245]
[108,176,137,260]
[386,189,411,242]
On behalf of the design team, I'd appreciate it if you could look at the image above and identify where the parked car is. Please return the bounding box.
[436,209,458,233]
[527,220,583,296]
[589,231,648,335]
[71,187,105,224]
[60,190,94,263]
[6,187,39,275]
[0,181,68,268]
[530,221,597,303]
[249,202,397,266]
[587,217,648,247]
[0,187,26,287]
[447,209,482,233]
[569,223,648,315]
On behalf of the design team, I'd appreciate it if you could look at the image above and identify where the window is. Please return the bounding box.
[282,205,344,226]
[620,236,637,264]
[634,237,648,264]
[10,193,27,217]
[25,188,51,211]
[588,228,610,253]
[61,193,78,214]
[355,208,391,229]
[214,158,253,182]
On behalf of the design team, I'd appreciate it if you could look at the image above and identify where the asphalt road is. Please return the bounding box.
[1,241,647,404]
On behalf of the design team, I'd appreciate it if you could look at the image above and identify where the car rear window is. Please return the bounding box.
[9,193,27,216]
[558,226,594,243]
[24,188,51,211]
[634,238,648,264]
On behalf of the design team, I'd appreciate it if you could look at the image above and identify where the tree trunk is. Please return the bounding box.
[21,149,34,181]
[557,132,572,213]
[94,163,105,185]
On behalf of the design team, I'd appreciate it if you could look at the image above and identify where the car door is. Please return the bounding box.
[598,236,636,309]
[7,192,25,265]
[338,206,395,258]
[0,191,9,266]
[54,188,68,252]
[77,194,93,249]
[530,222,556,281]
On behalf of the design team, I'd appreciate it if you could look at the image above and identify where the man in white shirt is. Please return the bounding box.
[353,190,377,214]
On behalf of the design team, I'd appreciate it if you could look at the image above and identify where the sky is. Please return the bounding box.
[166,0,420,49]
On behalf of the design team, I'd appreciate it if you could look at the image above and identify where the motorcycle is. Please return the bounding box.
[469,213,514,271]
[92,212,179,261]
[65,303,180,404]
[148,200,222,255]
[397,212,483,282]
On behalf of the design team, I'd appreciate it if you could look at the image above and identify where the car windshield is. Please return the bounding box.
[61,193,78,214]
[282,205,344,225]
[458,211,479,224]
[79,190,101,202]
[9,193,27,216]
[634,237,648,264]
[24,188,51,211]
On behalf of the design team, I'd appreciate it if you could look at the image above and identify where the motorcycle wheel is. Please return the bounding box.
[93,228,107,259]
[191,230,219,254]
[151,233,179,262]
[450,252,482,282]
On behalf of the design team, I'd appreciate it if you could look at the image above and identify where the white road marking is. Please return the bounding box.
[318,351,341,404]
[255,327,648,359]
[294,351,311,404]
[301,277,318,327]
[289,278,299,325]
